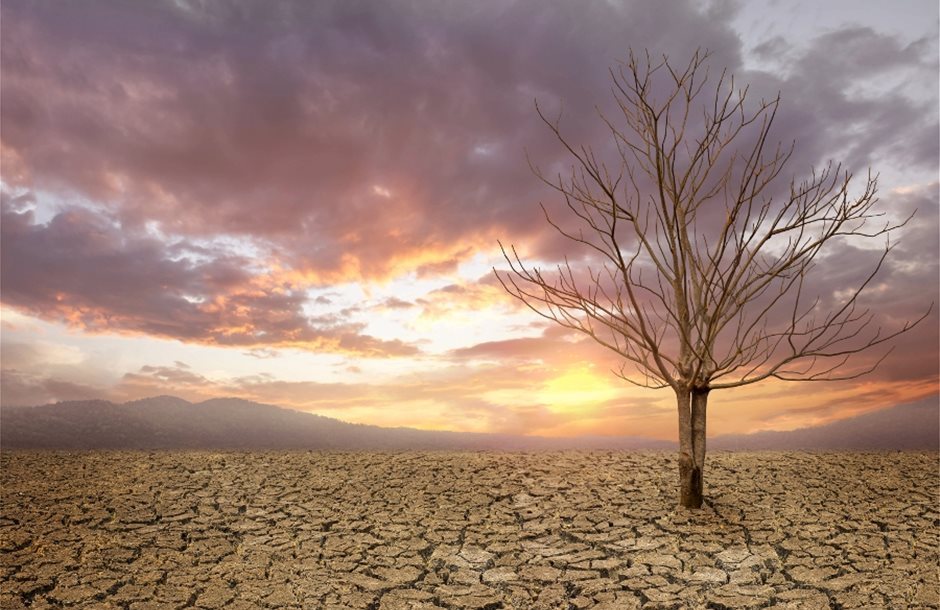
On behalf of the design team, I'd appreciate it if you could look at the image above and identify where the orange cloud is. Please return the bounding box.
[416,273,520,321]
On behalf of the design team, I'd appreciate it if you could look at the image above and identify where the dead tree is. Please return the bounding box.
[496,50,928,509]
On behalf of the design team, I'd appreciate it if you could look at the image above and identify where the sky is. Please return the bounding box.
[1,0,938,440]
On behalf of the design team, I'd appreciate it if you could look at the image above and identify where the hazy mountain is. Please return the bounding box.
[0,396,673,451]
[1,395,935,451]
[709,396,939,451]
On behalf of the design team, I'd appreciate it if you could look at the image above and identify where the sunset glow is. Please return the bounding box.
[538,367,622,415]
[1,0,937,440]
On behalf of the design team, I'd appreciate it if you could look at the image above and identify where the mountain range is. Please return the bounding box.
[0,395,936,451]
[710,395,939,451]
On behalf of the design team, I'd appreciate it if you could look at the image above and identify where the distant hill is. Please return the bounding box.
[1,395,935,451]
[710,396,939,451]
[0,395,673,451]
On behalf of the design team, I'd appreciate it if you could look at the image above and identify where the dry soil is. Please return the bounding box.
[1,451,937,609]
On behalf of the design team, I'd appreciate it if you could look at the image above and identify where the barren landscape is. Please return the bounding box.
[1,451,937,610]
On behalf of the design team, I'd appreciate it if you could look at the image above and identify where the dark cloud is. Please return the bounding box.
[766,27,939,173]
[2,4,934,274]
[0,0,744,282]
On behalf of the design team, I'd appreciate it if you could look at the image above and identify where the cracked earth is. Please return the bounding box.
[1,452,937,609]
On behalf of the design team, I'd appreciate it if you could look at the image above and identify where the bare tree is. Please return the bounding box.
[496,50,929,509]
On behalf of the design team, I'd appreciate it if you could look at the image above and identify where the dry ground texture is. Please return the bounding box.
[0,452,937,610]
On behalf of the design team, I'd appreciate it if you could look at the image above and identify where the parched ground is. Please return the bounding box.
[0,452,937,610]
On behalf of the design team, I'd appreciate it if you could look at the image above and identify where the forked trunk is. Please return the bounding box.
[678,386,710,509]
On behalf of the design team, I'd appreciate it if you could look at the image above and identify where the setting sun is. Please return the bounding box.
[539,365,622,414]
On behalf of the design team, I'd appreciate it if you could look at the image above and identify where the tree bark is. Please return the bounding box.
[688,387,709,508]
[676,386,698,508]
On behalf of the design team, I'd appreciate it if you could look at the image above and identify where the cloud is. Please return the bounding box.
[376,296,415,310]
[0,368,106,406]
[244,347,280,359]
[758,26,939,173]
[3,0,934,301]
[0,0,747,283]
[2,2,934,279]
[0,199,419,356]
[416,273,519,320]
[126,364,212,387]
[0,338,118,406]
[450,324,612,366]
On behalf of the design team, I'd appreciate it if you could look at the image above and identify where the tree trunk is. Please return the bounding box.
[678,385,709,509]
[676,386,695,508]
[689,387,709,507]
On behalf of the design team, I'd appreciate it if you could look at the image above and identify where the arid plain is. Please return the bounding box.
[1,451,937,610]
